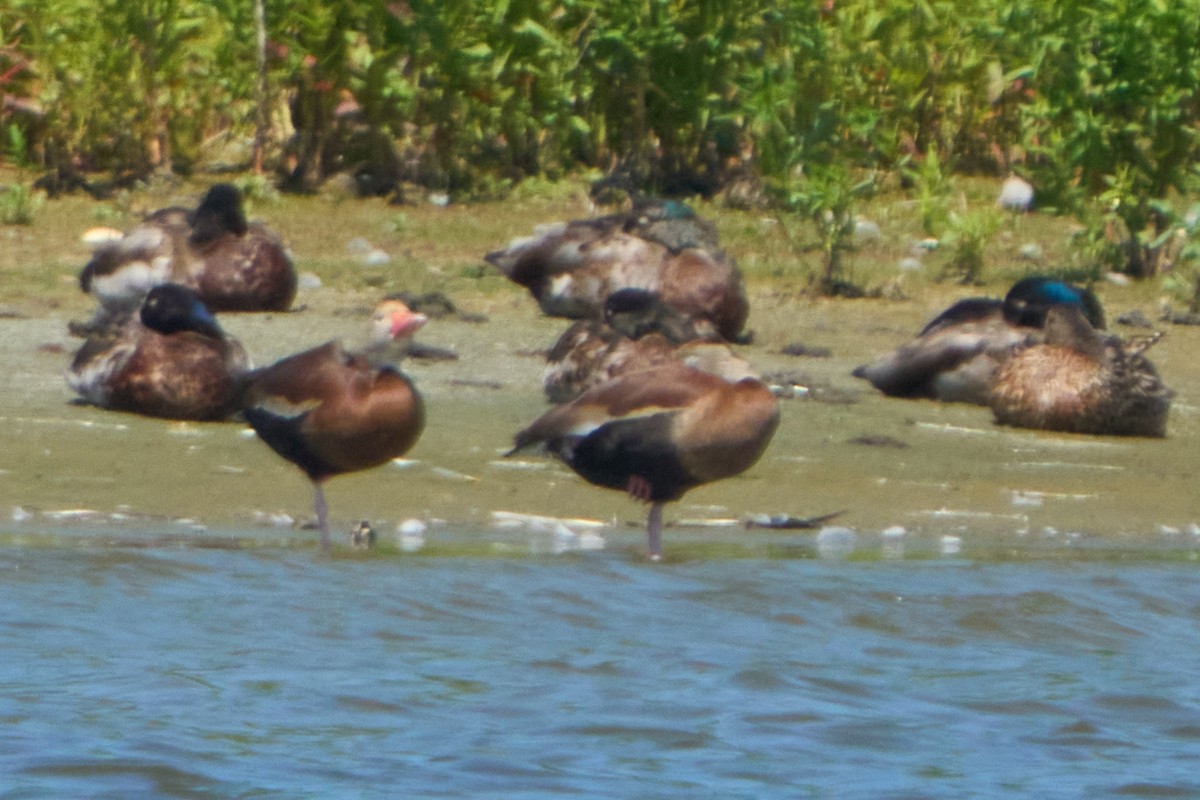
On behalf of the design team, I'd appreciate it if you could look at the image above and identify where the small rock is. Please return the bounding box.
[816,526,857,559]
[1011,491,1043,507]
[396,519,427,552]
[364,248,391,265]
[780,342,832,358]
[853,218,881,243]
[997,176,1034,211]
[297,271,323,290]
[81,227,124,246]
[1116,309,1153,328]
[849,434,908,448]
[398,518,427,536]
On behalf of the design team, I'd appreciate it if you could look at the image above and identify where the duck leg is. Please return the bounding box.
[313,482,330,550]
[625,475,663,560]
[646,502,664,561]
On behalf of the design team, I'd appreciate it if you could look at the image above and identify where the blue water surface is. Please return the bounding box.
[2,529,1200,799]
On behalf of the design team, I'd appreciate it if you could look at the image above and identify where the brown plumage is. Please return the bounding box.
[544,319,679,403]
[853,277,1106,404]
[240,300,427,547]
[989,305,1171,437]
[485,201,748,340]
[67,283,248,421]
[511,364,780,559]
[80,183,297,315]
[543,289,757,403]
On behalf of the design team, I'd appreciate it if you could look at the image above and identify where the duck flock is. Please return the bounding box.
[64,183,1174,559]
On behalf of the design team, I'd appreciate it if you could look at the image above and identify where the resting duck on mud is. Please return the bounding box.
[544,288,756,403]
[486,199,749,342]
[989,304,1171,437]
[67,283,249,421]
[79,183,297,320]
[852,277,1106,405]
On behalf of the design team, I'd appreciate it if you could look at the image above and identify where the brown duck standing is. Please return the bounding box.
[240,299,428,548]
[510,363,779,560]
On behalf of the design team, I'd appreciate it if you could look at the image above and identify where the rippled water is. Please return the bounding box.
[3,527,1200,799]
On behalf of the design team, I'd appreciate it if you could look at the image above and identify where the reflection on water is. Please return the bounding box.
[2,527,1200,799]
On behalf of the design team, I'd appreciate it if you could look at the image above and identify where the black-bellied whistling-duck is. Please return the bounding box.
[79,183,297,317]
[239,299,427,548]
[852,277,1106,405]
[485,199,749,341]
[989,305,1171,437]
[544,288,756,403]
[510,363,780,560]
[67,283,249,421]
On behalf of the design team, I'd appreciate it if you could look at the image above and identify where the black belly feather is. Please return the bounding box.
[243,406,337,482]
[555,413,696,502]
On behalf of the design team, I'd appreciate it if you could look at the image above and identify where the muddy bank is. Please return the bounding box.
[2,276,1198,553]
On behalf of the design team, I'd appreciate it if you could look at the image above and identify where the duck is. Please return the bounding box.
[485,199,749,341]
[238,298,427,548]
[989,305,1171,436]
[509,363,780,560]
[79,183,297,316]
[67,283,249,421]
[544,288,756,403]
[852,277,1106,404]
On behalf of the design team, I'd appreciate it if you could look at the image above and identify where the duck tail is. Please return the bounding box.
[1125,330,1165,357]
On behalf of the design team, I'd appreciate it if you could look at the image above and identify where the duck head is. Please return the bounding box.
[1002,277,1106,329]
[371,299,429,343]
[189,183,249,243]
[140,283,225,340]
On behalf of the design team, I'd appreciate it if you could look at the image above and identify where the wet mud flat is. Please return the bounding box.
[2,280,1198,560]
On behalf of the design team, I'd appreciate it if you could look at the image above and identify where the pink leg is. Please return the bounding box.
[313,482,330,550]
[646,502,664,561]
[626,474,654,503]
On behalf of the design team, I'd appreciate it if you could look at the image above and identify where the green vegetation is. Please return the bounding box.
[2,0,1200,288]
[0,180,43,224]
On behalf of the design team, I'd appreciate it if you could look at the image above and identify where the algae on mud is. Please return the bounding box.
[1,183,1197,555]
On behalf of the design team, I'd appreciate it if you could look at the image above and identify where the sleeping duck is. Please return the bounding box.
[238,298,428,548]
[486,199,749,341]
[989,305,1171,436]
[510,361,780,560]
[79,183,297,317]
[544,288,756,403]
[67,283,249,421]
[852,277,1106,405]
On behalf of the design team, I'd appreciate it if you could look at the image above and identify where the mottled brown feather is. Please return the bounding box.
[989,307,1171,437]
